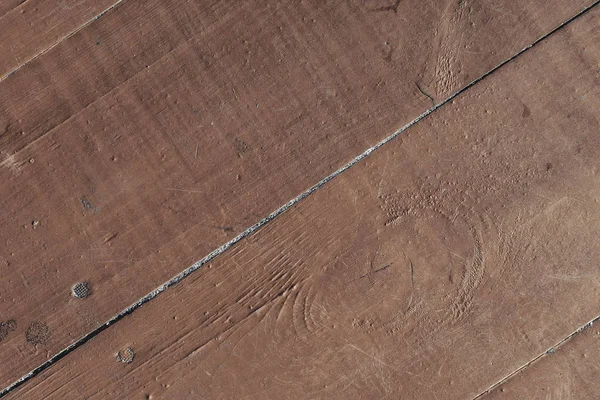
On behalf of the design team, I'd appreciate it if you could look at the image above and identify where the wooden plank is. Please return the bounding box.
[0,0,594,391]
[0,1,26,18]
[483,326,600,399]
[6,4,600,398]
[0,0,119,79]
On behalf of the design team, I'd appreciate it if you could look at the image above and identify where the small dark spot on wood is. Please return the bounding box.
[233,137,249,157]
[81,197,93,209]
[383,46,393,63]
[26,321,51,345]
[0,320,17,342]
[81,196,99,213]
[211,225,234,233]
[0,120,11,137]
[384,215,400,226]
[545,162,553,171]
[369,0,401,14]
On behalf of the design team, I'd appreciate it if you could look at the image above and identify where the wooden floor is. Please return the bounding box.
[2,1,600,398]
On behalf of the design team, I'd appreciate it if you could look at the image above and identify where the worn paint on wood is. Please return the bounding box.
[6,4,600,398]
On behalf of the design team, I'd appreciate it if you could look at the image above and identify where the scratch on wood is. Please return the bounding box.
[416,82,435,107]
[359,263,391,280]
[407,259,415,310]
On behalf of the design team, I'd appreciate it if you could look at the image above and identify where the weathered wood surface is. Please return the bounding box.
[1,0,592,390]
[0,0,119,79]
[483,325,600,399]
[6,3,600,398]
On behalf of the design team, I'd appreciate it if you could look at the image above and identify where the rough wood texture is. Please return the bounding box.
[1,0,592,390]
[7,4,600,398]
[483,326,600,399]
[0,0,119,79]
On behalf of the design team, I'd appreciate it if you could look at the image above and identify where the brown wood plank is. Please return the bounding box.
[483,325,600,399]
[6,4,600,398]
[0,0,119,79]
[0,1,26,19]
[0,0,595,391]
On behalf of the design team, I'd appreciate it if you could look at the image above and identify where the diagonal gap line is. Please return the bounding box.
[0,0,126,83]
[472,315,600,399]
[2,0,600,396]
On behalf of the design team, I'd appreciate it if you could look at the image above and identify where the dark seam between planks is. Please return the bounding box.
[2,0,600,396]
[0,0,126,82]
[471,316,600,399]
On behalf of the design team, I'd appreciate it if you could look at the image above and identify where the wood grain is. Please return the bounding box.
[7,4,600,398]
[483,326,600,399]
[0,0,596,391]
[0,0,119,79]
